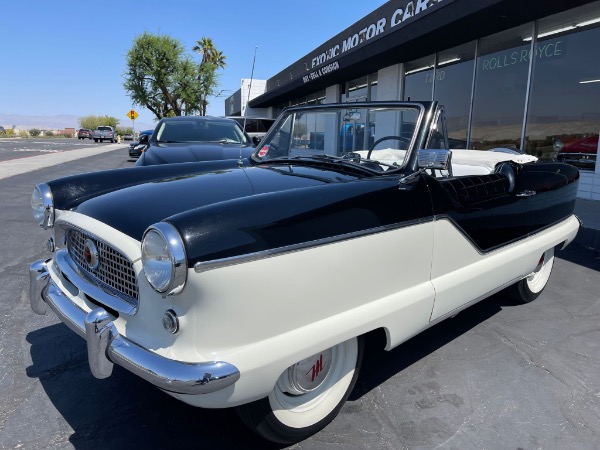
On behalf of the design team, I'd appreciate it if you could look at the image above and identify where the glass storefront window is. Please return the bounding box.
[345,75,369,102]
[434,42,476,149]
[525,2,600,169]
[404,55,435,102]
[306,90,326,105]
[470,24,532,150]
[370,74,378,102]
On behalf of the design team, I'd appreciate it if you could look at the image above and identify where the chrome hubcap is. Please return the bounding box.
[277,348,333,395]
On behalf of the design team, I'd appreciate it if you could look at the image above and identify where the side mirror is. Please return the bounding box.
[418,149,451,171]
[343,111,361,121]
[252,136,262,147]
[139,135,149,144]
[399,149,453,188]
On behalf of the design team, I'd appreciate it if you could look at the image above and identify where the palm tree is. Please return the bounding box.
[193,37,226,68]
[193,37,227,115]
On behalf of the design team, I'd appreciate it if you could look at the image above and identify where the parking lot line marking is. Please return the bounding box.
[0,143,124,180]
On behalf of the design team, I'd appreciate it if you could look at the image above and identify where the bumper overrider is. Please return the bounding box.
[29,259,240,395]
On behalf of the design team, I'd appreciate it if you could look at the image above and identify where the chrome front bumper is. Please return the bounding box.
[29,259,240,395]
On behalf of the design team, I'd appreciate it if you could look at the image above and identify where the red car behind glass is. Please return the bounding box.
[557,135,599,169]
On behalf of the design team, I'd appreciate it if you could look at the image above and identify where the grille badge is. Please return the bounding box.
[83,239,99,270]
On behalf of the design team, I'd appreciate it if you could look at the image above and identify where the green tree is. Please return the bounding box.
[29,129,41,137]
[193,37,227,116]
[123,32,204,119]
[79,115,120,130]
[116,126,134,136]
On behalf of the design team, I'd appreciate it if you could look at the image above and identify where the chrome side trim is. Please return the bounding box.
[54,249,138,315]
[194,218,432,273]
[32,271,240,395]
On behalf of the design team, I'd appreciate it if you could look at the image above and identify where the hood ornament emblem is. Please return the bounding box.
[83,239,99,270]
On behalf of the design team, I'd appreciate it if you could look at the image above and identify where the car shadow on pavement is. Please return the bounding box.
[350,290,522,402]
[555,243,600,271]
[25,324,283,450]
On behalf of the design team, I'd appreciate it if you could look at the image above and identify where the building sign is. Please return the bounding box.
[481,40,566,72]
[302,0,451,84]
[303,61,341,84]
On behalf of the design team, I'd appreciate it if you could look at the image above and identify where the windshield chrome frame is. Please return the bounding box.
[250,101,427,172]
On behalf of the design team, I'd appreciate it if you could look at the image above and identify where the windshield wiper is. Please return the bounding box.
[208,139,241,144]
[304,154,400,171]
[155,140,181,143]
[257,154,400,173]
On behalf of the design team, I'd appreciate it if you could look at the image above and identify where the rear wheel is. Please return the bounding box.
[507,248,554,303]
[237,336,363,444]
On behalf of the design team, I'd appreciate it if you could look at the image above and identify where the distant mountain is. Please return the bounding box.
[0,113,154,131]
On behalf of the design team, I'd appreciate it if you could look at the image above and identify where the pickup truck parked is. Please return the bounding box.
[93,126,118,143]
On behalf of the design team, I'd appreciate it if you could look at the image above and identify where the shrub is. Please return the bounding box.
[29,129,41,137]
[116,126,134,136]
[46,131,54,137]
[19,130,29,138]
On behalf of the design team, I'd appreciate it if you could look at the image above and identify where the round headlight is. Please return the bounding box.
[31,184,54,229]
[141,223,187,296]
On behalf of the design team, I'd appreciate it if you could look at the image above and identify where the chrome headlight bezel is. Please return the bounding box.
[31,183,54,229]
[141,222,187,296]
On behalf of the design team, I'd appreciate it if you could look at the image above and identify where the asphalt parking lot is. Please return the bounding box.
[0,138,116,162]
[0,149,599,449]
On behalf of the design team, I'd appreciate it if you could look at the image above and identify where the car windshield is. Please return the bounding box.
[252,104,422,172]
[231,117,275,133]
[155,120,248,144]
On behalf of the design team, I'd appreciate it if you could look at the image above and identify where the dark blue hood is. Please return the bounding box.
[137,142,255,166]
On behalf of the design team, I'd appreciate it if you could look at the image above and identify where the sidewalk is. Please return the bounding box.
[0,143,123,180]
[574,198,600,250]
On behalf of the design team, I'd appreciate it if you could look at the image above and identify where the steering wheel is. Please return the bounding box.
[366,135,411,159]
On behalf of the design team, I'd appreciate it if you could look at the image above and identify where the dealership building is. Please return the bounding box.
[225,0,600,200]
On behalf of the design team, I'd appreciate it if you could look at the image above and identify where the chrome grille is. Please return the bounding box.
[66,228,139,305]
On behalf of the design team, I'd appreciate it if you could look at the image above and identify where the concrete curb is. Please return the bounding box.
[0,144,125,180]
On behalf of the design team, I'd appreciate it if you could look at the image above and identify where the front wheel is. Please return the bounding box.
[507,248,555,303]
[237,336,364,444]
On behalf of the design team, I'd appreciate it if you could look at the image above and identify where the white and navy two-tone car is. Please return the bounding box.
[29,101,580,444]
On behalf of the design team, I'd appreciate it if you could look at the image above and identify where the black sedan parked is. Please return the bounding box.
[128,129,154,158]
[135,116,256,166]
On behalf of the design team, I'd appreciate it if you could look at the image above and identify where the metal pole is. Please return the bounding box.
[466,39,479,149]
[239,47,258,165]
[521,20,538,152]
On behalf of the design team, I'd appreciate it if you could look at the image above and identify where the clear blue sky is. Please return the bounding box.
[0,0,386,131]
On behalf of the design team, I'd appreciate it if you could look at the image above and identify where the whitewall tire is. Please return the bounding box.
[237,336,364,444]
[508,247,555,303]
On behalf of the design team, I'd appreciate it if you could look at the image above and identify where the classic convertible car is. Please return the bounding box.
[29,101,580,444]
